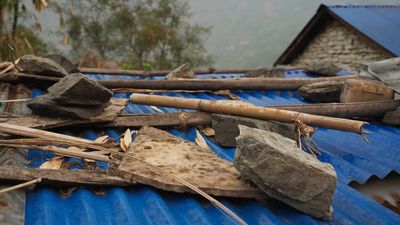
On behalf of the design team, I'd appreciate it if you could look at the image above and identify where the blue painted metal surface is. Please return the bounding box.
[327,4,400,56]
[25,71,400,225]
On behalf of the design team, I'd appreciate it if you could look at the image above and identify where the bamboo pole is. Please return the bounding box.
[130,94,368,134]
[0,178,42,194]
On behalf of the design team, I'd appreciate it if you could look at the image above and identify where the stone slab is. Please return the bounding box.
[211,114,294,147]
[47,73,112,106]
[235,125,337,220]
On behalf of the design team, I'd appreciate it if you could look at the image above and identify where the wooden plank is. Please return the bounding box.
[3,98,128,129]
[0,166,132,186]
[99,112,211,128]
[116,126,262,198]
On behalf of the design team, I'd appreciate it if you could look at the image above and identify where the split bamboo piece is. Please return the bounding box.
[0,178,42,194]
[130,94,368,134]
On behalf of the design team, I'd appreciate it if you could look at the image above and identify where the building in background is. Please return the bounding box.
[274,4,400,70]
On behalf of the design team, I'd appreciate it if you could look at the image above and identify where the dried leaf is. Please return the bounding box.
[199,126,215,137]
[39,156,64,169]
[195,130,212,152]
[120,129,132,152]
[94,135,109,144]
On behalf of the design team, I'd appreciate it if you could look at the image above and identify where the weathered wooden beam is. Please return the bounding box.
[0,166,132,186]
[99,112,211,128]
[273,100,400,118]
[7,72,358,90]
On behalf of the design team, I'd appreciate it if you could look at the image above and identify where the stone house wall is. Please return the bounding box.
[290,19,392,70]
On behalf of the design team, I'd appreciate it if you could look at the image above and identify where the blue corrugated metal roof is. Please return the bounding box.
[327,4,400,56]
[25,71,400,225]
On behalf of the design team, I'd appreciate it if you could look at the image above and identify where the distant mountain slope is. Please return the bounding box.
[188,0,399,68]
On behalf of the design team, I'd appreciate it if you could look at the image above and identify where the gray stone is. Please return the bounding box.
[305,62,342,76]
[382,107,400,125]
[44,53,79,74]
[27,96,108,119]
[234,125,337,220]
[47,73,112,106]
[166,63,195,80]
[211,114,294,147]
[17,55,68,77]
[298,81,343,103]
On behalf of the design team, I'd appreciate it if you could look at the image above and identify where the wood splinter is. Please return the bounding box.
[0,178,42,194]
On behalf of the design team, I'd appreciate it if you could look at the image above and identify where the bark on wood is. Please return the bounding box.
[130,94,368,134]
[99,112,211,128]
[99,76,358,91]
[115,127,262,198]
[4,98,128,129]
[0,166,132,187]
[272,100,400,118]
[8,72,358,90]
[79,66,305,77]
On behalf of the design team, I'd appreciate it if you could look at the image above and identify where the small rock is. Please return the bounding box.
[382,107,400,125]
[298,81,343,103]
[305,62,341,76]
[17,55,68,77]
[44,54,79,74]
[47,73,112,106]
[245,68,285,78]
[166,63,195,80]
[235,125,337,220]
[27,96,108,119]
[211,114,294,147]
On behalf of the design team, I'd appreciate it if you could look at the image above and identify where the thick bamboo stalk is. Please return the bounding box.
[273,100,400,118]
[0,178,42,194]
[130,94,368,134]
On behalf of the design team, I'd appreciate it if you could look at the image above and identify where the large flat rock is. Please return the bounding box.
[211,114,294,147]
[27,96,108,119]
[115,126,261,198]
[18,55,68,77]
[235,125,337,220]
[47,73,112,105]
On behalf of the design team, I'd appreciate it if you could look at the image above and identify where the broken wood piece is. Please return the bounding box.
[5,98,128,129]
[298,81,343,103]
[235,125,337,220]
[273,100,400,118]
[100,112,211,128]
[0,178,42,194]
[341,79,394,103]
[0,144,111,162]
[115,126,261,198]
[211,114,295,147]
[0,166,131,186]
[130,94,368,134]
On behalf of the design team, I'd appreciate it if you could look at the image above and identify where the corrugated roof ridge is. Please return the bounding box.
[326,4,400,8]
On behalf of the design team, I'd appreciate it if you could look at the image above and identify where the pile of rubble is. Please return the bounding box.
[1,55,400,223]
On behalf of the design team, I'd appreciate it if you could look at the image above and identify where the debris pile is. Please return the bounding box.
[2,55,400,223]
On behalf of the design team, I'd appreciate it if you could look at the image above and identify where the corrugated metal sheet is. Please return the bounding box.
[328,4,400,56]
[24,71,400,225]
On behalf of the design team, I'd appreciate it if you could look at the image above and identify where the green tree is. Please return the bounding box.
[65,0,213,70]
[0,0,49,61]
